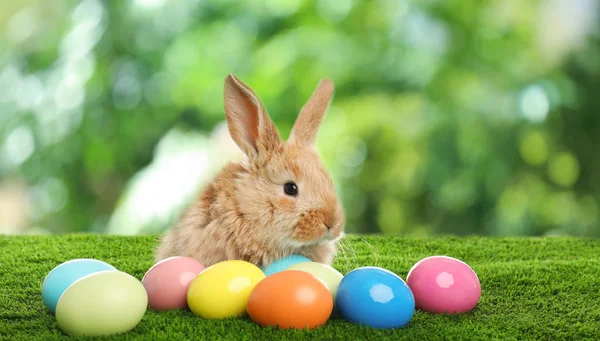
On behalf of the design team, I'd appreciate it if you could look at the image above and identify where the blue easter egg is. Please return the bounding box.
[42,258,116,312]
[261,254,311,276]
[336,266,415,329]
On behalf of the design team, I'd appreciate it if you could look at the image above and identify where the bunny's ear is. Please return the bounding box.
[224,74,281,158]
[289,78,334,147]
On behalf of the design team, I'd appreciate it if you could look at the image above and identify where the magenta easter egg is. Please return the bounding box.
[406,256,481,314]
[142,256,206,310]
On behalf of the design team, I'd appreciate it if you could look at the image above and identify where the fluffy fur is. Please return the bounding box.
[155,74,345,268]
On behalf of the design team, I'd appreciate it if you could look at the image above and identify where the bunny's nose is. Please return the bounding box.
[324,212,338,230]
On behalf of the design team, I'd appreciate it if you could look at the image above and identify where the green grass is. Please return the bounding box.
[1,234,599,340]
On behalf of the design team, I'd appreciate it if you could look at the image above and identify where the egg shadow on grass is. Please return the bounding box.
[412,307,481,323]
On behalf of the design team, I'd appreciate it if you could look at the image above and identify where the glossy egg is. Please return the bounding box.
[261,254,311,276]
[336,266,415,329]
[187,260,265,319]
[406,255,481,314]
[247,270,333,329]
[142,256,206,310]
[286,262,344,301]
[55,270,148,336]
[42,258,116,312]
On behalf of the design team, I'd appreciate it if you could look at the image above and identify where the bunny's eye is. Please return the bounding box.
[284,182,298,197]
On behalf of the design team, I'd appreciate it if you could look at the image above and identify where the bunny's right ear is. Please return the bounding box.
[224,74,281,159]
[288,78,334,147]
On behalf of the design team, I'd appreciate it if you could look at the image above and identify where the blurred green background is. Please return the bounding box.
[1,0,599,237]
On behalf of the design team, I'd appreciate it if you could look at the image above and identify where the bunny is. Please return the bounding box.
[154,74,345,269]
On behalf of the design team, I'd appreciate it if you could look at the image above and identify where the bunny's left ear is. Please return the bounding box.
[224,74,281,158]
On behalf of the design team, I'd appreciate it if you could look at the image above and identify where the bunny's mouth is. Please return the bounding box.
[288,210,342,246]
[296,225,341,246]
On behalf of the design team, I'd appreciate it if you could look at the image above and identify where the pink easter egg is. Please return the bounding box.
[142,256,206,310]
[406,256,481,314]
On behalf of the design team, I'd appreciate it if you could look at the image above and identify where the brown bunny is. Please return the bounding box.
[154,74,345,268]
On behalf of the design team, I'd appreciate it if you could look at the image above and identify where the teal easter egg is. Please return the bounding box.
[261,254,312,276]
[42,258,116,312]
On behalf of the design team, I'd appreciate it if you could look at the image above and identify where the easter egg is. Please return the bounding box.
[187,260,265,319]
[42,258,116,312]
[142,256,205,310]
[286,262,343,300]
[336,266,415,329]
[261,254,311,276]
[247,270,333,329]
[406,255,481,314]
[55,270,148,336]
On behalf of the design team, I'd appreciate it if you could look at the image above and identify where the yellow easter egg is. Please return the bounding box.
[187,260,265,319]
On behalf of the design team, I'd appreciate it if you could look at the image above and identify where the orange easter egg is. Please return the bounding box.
[246,270,333,329]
